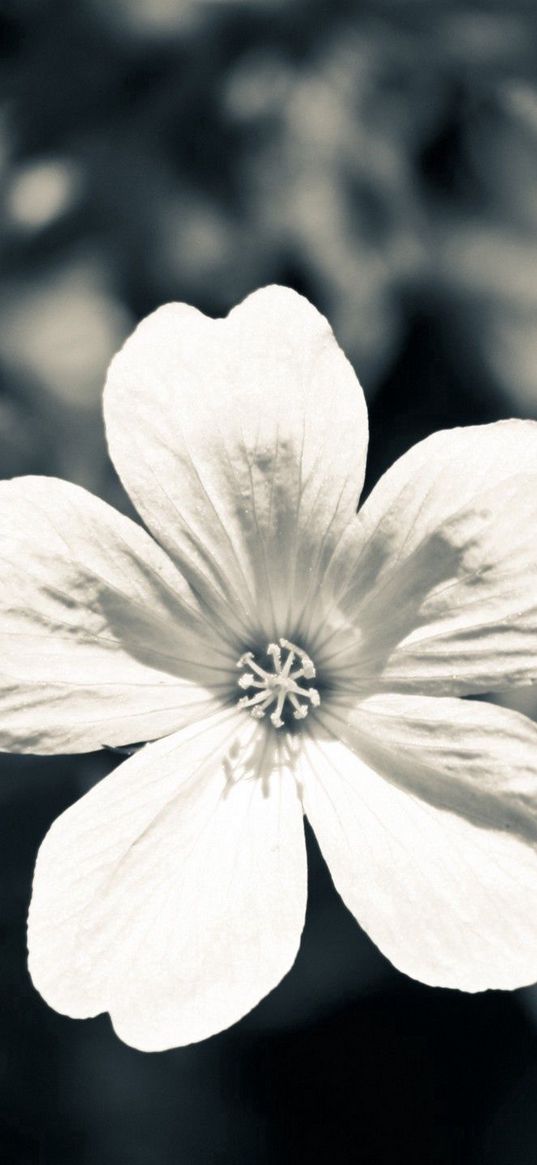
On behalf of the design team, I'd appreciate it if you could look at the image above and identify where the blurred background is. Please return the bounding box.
[2,0,537,1161]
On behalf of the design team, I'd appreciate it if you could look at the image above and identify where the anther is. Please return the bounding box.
[236,638,320,728]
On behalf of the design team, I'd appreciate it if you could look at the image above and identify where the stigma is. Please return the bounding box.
[236,638,321,729]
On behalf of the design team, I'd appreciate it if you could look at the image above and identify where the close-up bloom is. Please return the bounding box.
[2,284,537,1052]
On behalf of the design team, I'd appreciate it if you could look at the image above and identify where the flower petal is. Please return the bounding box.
[320,421,537,694]
[104,285,368,641]
[301,696,537,991]
[28,710,306,1050]
[0,477,231,753]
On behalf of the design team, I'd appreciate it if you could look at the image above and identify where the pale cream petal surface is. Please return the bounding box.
[301,695,537,990]
[319,422,537,695]
[28,711,307,1050]
[104,285,368,643]
[0,477,230,753]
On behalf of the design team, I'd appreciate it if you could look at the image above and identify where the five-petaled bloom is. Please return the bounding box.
[1,286,537,1052]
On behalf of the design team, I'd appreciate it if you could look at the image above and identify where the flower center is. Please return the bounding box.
[236,638,321,729]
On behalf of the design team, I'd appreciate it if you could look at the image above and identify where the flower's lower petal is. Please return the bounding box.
[28,711,306,1051]
[301,697,537,990]
[321,421,537,695]
[0,477,230,753]
[332,692,537,839]
[104,286,368,641]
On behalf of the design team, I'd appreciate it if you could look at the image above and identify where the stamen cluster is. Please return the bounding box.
[236,638,320,728]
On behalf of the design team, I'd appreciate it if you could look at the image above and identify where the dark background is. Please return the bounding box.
[2,1,537,1161]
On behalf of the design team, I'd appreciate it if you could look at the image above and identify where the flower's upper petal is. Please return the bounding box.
[104,285,367,642]
[28,710,306,1051]
[301,695,537,991]
[321,421,537,695]
[0,477,231,754]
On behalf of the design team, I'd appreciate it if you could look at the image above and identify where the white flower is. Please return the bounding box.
[2,286,537,1052]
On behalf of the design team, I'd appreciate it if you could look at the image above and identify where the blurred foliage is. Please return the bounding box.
[2,1,537,1162]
